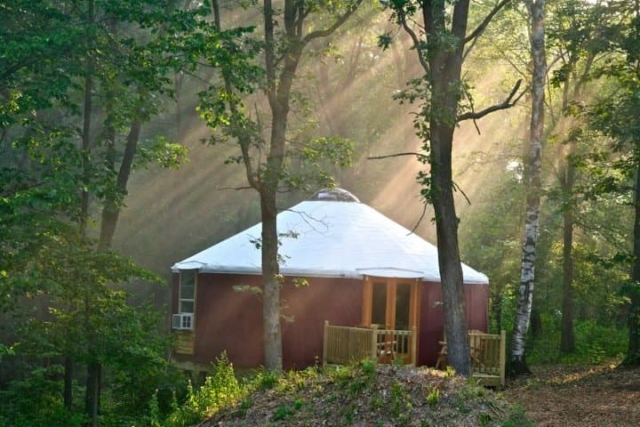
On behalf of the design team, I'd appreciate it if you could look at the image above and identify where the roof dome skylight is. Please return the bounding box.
[309,188,360,202]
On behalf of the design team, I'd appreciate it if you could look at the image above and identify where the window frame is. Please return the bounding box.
[178,269,197,315]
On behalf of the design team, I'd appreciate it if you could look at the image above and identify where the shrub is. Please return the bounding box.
[0,367,85,427]
[163,352,244,427]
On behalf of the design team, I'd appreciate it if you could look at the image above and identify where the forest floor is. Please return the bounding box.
[502,362,640,427]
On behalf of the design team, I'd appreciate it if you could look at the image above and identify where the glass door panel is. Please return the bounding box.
[371,282,387,327]
[395,283,411,330]
[393,282,412,359]
[362,278,417,365]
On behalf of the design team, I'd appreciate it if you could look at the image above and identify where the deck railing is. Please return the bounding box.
[322,322,505,387]
[437,330,506,387]
[468,330,506,387]
[322,321,417,366]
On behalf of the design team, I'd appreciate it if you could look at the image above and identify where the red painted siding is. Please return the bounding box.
[281,277,362,369]
[417,282,489,366]
[172,273,488,369]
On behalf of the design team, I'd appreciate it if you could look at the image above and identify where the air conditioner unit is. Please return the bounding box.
[172,313,193,330]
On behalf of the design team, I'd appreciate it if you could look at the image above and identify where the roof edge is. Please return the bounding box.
[170,265,489,284]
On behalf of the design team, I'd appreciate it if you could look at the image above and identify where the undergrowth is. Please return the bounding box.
[159,356,534,427]
[163,352,244,427]
[527,319,627,364]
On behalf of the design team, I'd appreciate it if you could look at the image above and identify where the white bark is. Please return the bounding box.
[511,0,546,372]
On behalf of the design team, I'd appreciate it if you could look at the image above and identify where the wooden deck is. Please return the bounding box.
[322,321,417,366]
[323,321,505,388]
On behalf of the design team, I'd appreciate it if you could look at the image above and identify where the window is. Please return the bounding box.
[179,270,196,314]
[173,270,196,330]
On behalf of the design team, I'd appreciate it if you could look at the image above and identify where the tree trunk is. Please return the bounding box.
[625,166,640,365]
[425,0,472,377]
[99,0,176,249]
[260,187,282,371]
[511,0,546,376]
[80,1,99,423]
[429,100,470,376]
[560,159,576,353]
[79,0,94,237]
[85,361,100,427]
[558,70,576,354]
[433,178,471,375]
[64,356,73,410]
[99,118,142,250]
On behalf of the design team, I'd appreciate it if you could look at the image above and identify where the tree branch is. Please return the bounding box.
[458,79,525,122]
[396,7,430,75]
[368,151,424,160]
[464,0,513,45]
[303,0,364,43]
[409,202,429,235]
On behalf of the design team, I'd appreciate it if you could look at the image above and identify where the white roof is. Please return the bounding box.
[172,192,488,284]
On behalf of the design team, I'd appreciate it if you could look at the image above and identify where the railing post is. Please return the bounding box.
[370,324,378,361]
[411,326,417,366]
[323,320,329,368]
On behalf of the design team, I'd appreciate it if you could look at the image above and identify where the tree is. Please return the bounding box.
[202,0,362,371]
[587,6,640,365]
[1,1,258,424]
[511,0,546,376]
[545,0,612,354]
[383,0,520,376]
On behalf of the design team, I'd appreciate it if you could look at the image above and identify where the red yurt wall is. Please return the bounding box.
[172,273,488,369]
[417,281,489,366]
[172,273,363,369]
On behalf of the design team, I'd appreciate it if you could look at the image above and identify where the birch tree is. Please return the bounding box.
[511,0,546,375]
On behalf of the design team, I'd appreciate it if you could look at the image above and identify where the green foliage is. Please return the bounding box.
[0,0,269,424]
[159,362,533,426]
[325,359,379,397]
[390,381,411,424]
[164,353,244,427]
[282,136,355,192]
[232,284,263,296]
[146,392,163,427]
[500,405,536,427]
[134,137,189,170]
[327,363,353,383]
[527,317,627,364]
[0,367,85,427]
[346,360,378,395]
[236,397,253,417]
[0,343,14,363]
[254,369,281,390]
[426,386,441,406]
[1,290,181,426]
[272,403,295,421]
[359,358,377,375]
[445,365,456,378]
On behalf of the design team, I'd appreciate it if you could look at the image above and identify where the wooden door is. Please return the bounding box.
[361,277,420,364]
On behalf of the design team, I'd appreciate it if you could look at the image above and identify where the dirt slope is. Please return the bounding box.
[502,363,640,427]
[200,364,530,427]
